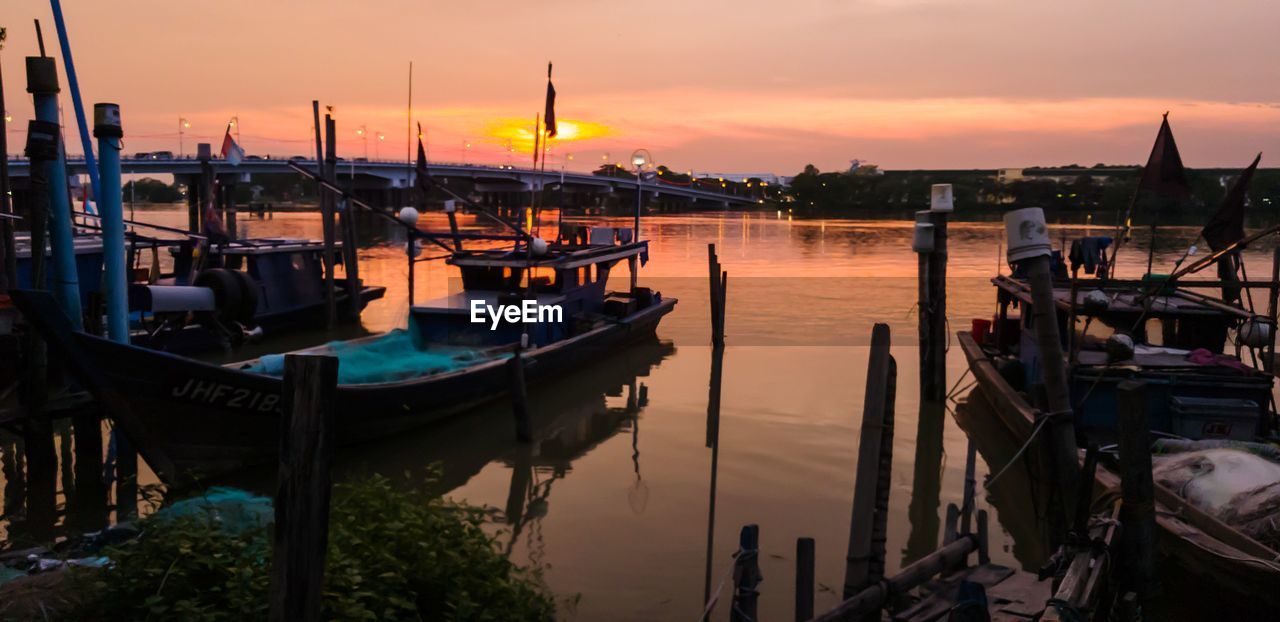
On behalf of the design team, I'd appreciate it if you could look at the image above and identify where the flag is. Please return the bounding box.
[1136,112,1191,202]
[1201,153,1262,252]
[544,62,557,139]
[414,123,431,195]
[220,126,244,166]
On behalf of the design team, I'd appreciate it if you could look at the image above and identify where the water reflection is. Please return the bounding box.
[952,391,1052,568]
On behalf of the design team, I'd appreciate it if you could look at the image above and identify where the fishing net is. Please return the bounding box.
[245,329,494,385]
[151,487,273,535]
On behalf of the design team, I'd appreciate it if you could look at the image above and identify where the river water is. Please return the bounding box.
[1,205,1271,620]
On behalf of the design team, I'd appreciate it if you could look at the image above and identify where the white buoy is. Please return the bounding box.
[530,237,549,256]
[398,206,420,226]
[1238,319,1272,348]
[444,199,456,214]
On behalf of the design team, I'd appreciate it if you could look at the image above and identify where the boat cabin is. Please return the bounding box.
[988,274,1275,443]
[409,227,656,348]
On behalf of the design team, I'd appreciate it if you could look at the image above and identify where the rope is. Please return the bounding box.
[697,551,739,621]
[982,412,1055,491]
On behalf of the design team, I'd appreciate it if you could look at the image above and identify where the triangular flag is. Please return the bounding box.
[1201,153,1262,252]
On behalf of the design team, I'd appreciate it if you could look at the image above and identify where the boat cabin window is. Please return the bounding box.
[460,266,524,291]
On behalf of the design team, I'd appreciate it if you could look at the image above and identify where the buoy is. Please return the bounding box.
[1106,333,1135,362]
[1082,290,1110,314]
[1238,319,1272,348]
[398,206,419,226]
[530,237,549,256]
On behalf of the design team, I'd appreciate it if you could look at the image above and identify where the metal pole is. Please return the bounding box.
[93,103,128,343]
[48,0,99,213]
[27,55,82,328]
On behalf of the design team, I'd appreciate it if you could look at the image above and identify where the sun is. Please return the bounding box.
[485,118,610,153]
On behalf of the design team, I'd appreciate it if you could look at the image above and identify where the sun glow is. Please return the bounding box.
[486,118,610,153]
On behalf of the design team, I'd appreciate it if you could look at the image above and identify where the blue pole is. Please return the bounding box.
[95,104,128,343]
[28,55,83,329]
[49,0,99,214]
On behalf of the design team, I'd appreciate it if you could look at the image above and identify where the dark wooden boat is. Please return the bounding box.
[12,231,676,485]
[959,329,1280,605]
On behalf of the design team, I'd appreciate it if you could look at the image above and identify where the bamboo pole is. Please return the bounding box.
[795,537,815,622]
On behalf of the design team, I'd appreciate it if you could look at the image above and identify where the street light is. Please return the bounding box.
[356,125,368,160]
[228,116,240,144]
[631,149,651,240]
[463,140,471,164]
[376,132,385,159]
[178,117,190,157]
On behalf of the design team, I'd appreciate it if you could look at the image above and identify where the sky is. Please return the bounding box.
[2,0,1278,175]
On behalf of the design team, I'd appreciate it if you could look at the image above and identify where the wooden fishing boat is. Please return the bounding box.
[959,325,1280,606]
[12,229,675,486]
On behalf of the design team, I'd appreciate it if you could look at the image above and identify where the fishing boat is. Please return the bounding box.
[957,117,1280,611]
[12,218,675,485]
[15,231,385,353]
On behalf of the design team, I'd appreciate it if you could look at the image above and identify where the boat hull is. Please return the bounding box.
[11,290,675,485]
[957,331,1280,605]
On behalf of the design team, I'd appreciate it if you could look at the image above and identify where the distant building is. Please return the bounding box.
[996,168,1024,184]
[695,172,789,185]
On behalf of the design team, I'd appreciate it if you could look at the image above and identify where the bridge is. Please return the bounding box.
[4,157,762,209]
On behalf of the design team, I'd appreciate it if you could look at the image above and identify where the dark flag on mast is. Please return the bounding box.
[1202,153,1262,252]
[414,122,431,198]
[544,62,557,139]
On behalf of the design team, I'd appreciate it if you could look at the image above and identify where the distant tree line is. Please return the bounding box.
[122,175,318,204]
[785,164,1280,224]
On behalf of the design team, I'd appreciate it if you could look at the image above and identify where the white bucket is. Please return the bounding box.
[1004,207,1051,263]
[913,221,935,253]
[930,184,954,212]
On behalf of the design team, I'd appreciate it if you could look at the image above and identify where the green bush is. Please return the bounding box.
[78,474,556,621]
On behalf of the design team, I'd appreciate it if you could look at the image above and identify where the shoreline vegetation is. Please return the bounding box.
[1,473,560,622]
[116,161,1280,226]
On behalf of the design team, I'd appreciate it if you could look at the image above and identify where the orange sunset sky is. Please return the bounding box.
[2,1,1278,174]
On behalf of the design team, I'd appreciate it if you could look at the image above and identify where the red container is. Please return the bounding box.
[971,318,992,345]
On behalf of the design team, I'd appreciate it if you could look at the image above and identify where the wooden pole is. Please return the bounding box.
[71,412,106,530]
[311,102,334,329]
[321,114,339,329]
[508,349,532,442]
[816,536,977,622]
[21,123,56,542]
[843,323,894,598]
[917,210,947,409]
[795,537,815,622]
[0,54,15,293]
[1116,379,1159,617]
[115,428,138,521]
[703,343,725,608]
[1022,253,1080,540]
[1267,244,1280,374]
[269,354,338,622]
[730,524,761,622]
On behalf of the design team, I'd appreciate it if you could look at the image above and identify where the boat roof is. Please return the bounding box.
[448,241,647,270]
[215,238,337,256]
[992,274,1256,320]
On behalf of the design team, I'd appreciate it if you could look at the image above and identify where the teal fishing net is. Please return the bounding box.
[244,329,493,385]
[152,487,273,536]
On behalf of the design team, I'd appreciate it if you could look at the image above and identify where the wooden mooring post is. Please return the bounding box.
[508,346,533,443]
[795,537,815,622]
[915,185,951,409]
[730,524,761,622]
[843,323,895,598]
[1116,379,1159,617]
[312,101,337,330]
[269,354,338,622]
[702,244,728,609]
[1004,208,1079,543]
